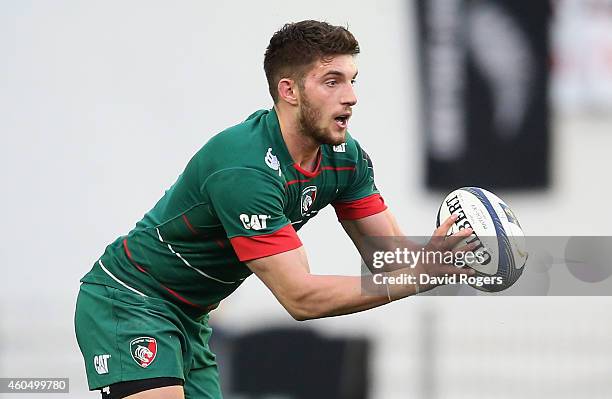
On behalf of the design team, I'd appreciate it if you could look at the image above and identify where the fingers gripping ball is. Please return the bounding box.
[436,187,528,292]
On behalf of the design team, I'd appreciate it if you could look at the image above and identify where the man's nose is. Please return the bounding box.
[342,84,357,106]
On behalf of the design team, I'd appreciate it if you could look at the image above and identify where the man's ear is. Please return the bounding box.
[277,78,299,106]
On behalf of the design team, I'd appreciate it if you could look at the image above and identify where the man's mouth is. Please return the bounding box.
[334,113,351,129]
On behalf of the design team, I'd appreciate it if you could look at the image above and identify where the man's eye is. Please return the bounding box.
[351,79,357,85]
[326,80,337,87]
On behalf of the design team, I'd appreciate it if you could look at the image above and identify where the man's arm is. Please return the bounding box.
[246,247,389,321]
[246,213,473,321]
[340,209,422,273]
[339,208,405,258]
[341,208,476,290]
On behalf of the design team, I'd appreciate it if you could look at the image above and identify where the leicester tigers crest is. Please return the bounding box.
[300,186,317,217]
[130,337,157,368]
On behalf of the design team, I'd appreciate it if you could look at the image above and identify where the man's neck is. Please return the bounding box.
[275,106,320,172]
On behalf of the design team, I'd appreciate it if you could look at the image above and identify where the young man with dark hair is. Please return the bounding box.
[75,20,473,399]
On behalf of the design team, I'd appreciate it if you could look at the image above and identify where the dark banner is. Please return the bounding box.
[416,0,551,189]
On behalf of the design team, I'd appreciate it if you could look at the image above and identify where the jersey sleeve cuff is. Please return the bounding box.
[230,224,303,262]
[332,193,387,220]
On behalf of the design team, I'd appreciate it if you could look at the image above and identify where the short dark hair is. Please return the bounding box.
[264,20,360,103]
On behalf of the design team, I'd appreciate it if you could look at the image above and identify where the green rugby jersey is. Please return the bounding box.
[81,108,386,316]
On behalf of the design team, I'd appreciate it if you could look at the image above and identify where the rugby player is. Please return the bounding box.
[75,20,474,399]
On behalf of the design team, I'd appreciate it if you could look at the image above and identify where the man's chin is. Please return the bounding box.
[325,130,347,146]
[309,127,346,146]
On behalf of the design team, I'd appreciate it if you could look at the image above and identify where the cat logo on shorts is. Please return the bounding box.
[300,186,317,216]
[130,337,157,368]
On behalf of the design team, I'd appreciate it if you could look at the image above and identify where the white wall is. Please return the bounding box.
[1,1,611,398]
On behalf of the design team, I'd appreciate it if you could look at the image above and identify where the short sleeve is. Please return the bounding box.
[204,168,302,261]
[332,141,387,220]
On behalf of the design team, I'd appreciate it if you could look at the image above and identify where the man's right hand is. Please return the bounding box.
[411,214,477,294]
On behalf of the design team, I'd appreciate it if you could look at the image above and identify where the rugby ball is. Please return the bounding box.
[436,187,527,292]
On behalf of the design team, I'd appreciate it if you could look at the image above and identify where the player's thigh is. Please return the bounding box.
[75,283,188,391]
[183,320,222,399]
[183,363,222,399]
[124,385,184,399]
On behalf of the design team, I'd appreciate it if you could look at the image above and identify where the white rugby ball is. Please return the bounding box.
[436,187,528,292]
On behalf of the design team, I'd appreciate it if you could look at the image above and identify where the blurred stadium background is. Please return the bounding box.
[1,1,611,398]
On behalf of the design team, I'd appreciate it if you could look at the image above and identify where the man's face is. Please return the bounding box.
[296,54,358,146]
